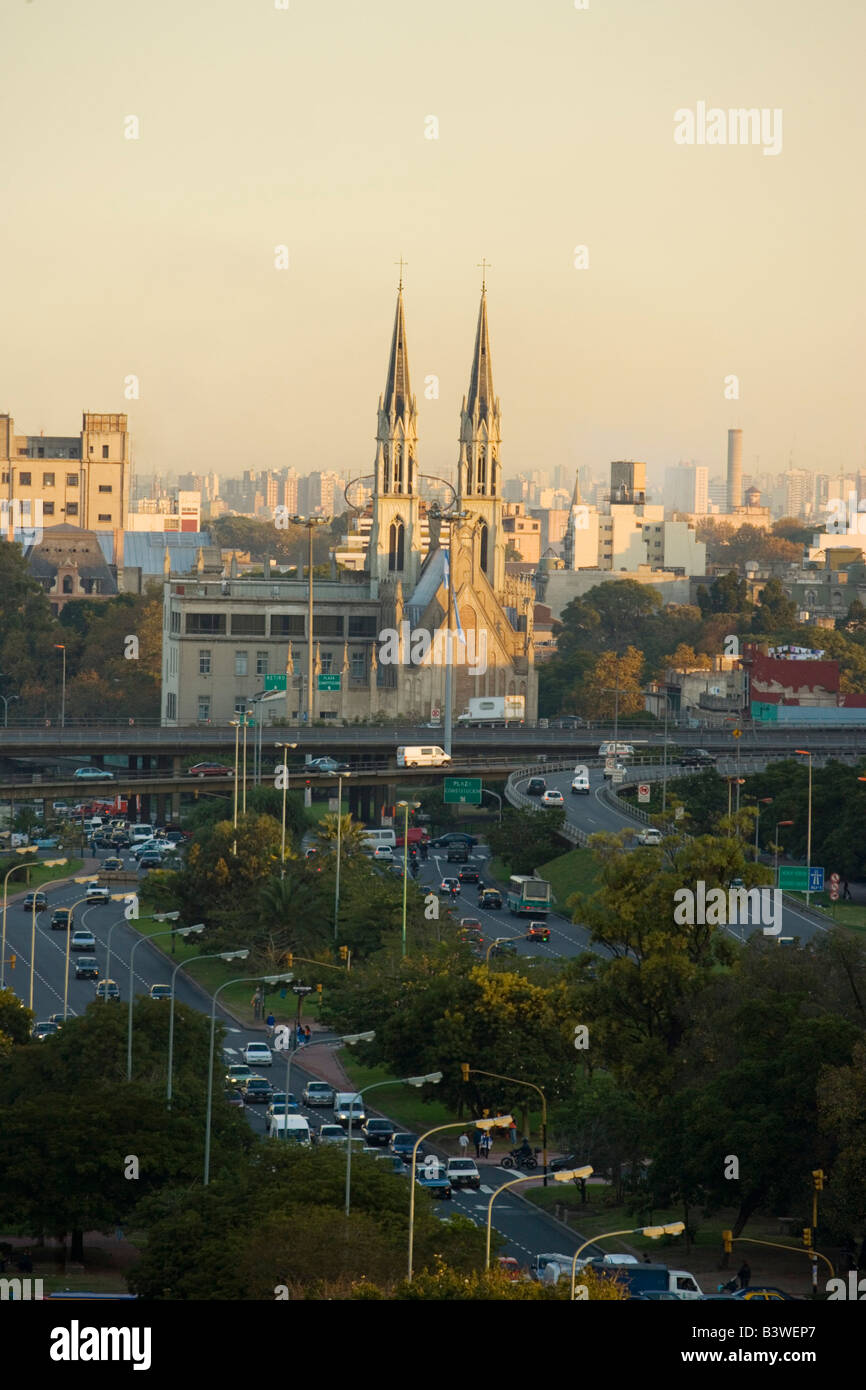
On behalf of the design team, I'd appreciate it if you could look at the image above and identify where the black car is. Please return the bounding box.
[22,892,47,912]
[390,1132,425,1163]
[526,777,546,796]
[74,955,99,980]
[489,939,518,957]
[362,1118,396,1147]
[677,749,716,768]
[50,908,72,931]
[430,832,478,849]
[241,1077,273,1104]
[458,866,480,884]
[549,1151,586,1173]
[478,889,502,910]
[447,844,470,863]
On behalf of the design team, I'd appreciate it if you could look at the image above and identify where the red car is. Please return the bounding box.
[526,923,550,943]
[186,763,233,778]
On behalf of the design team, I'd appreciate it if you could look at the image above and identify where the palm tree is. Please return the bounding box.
[314,813,368,857]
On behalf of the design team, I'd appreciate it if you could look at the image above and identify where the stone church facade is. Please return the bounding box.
[162,284,537,726]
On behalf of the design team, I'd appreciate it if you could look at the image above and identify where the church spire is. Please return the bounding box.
[571,469,582,507]
[466,286,495,423]
[382,285,412,421]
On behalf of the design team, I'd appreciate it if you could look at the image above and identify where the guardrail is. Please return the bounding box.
[505,763,590,848]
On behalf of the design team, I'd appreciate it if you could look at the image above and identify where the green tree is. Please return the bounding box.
[751,577,798,633]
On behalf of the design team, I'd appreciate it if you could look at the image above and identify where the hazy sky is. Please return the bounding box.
[1,0,864,491]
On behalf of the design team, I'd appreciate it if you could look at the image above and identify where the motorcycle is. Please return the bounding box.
[500,1148,540,1171]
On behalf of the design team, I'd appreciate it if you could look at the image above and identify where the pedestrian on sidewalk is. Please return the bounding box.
[842,877,853,901]
[303,1024,312,1045]
[508,1119,518,1146]
[481,1132,492,1160]
[266,1012,276,1039]
[458,1132,470,1157]
[473,1129,482,1159]
[737,1260,751,1289]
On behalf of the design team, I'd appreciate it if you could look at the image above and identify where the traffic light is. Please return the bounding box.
[722,1230,732,1254]
[338,945,348,961]
[8,954,15,971]
[802,1228,812,1248]
[460,1062,470,1082]
[316,983,323,997]
[812,1169,825,1191]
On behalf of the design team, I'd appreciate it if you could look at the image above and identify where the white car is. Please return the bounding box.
[70,929,96,951]
[540,789,564,807]
[85,885,111,903]
[636,828,663,846]
[243,1042,273,1068]
[372,846,393,861]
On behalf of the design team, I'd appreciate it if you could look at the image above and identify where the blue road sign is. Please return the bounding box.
[808,867,824,892]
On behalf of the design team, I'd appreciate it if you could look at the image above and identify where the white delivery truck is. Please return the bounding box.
[457,696,525,728]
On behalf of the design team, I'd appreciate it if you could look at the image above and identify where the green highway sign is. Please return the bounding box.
[264,674,287,691]
[778,866,824,892]
[444,777,482,804]
[318,673,341,691]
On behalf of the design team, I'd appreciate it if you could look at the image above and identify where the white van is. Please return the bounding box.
[396,746,451,768]
[267,1114,311,1145]
[361,828,397,856]
[130,825,154,843]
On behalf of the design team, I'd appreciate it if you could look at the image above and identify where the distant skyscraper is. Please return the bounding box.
[727,429,743,510]
[664,462,708,514]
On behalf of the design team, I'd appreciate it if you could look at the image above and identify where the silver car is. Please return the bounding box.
[302,1081,335,1107]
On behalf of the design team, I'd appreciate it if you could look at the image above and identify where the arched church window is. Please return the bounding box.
[389,519,405,572]
[394,445,403,493]
[479,522,489,575]
[62,575,73,594]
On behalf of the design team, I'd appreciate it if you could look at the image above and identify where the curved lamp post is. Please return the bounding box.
[166,947,249,1106]
[273,1028,375,1145]
[345,1071,442,1217]
[0,847,38,990]
[570,1221,685,1300]
[28,859,68,1010]
[485,1167,592,1269]
[407,1114,512,1281]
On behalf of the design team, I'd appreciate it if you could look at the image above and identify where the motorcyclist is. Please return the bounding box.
[516,1136,533,1162]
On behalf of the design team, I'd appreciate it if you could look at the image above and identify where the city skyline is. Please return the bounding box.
[2,0,864,487]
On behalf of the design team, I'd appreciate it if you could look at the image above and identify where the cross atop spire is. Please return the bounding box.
[477,257,491,292]
[394,255,408,290]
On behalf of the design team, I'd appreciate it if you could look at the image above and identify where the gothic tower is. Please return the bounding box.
[367,280,423,586]
[457,279,504,592]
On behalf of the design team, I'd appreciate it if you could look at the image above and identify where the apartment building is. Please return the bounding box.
[0,412,131,533]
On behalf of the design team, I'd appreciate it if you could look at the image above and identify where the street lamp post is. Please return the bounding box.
[345,1072,442,1217]
[0,848,38,990]
[166,948,248,1106]
[289,515,326,728]
[275,742,298,877]
[397,799,420,957]
[204,971,295,1184]
[0,693,19,727]
[242,708,253,816]
[273,1028,374,1147]
[464,1062,550,1186]
[569,1222,685,1300]
[480,789,502,823]
[230,720,241,828]
[126,916,182,1080]
[795,750,813,904]
[54,644,66,729]
[28,860,68,1009]
[485,1167,592,1269]
[751,797,772,863]
[60,879,100,1021]
[334,772,351,941]
[407,1115,512,1281]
